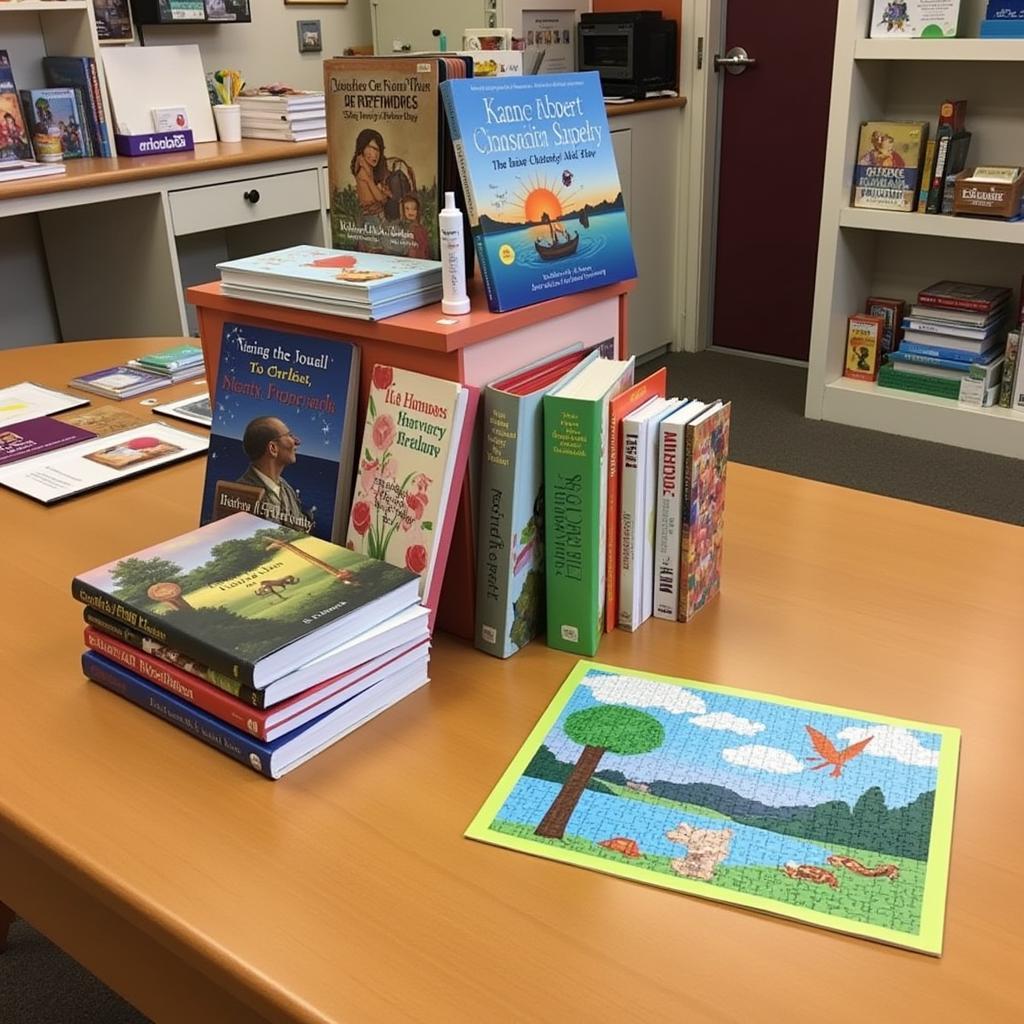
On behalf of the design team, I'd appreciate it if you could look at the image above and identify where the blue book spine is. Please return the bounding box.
[898,341,987,363]
[82,650,276,778]
[889,351,973,372]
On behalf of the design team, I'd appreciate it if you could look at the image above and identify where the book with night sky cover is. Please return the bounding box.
[200,323,360,543]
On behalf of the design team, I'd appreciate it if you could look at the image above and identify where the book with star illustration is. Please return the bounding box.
[345,365,478,628]
[200,323,360,543]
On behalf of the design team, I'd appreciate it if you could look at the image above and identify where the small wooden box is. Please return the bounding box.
[952,168,1024,218]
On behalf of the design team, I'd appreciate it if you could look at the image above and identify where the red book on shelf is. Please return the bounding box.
[604,368,668,633]
[916,281,1010,314]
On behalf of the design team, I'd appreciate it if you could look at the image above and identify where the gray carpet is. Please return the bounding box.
[2,349,1021,1024]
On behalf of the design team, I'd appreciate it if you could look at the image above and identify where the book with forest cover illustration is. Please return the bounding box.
[468,660,960,955]
[72,513,420,687]
[441,72,636,312]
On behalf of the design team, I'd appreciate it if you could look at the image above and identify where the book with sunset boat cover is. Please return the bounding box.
[440,72,636,312]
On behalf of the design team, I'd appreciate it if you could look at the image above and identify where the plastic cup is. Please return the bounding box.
[213,104,241,143]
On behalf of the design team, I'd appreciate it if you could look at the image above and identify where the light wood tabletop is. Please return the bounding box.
[1,339,1022,1023]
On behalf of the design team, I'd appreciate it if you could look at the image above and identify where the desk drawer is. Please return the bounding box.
[168,169,321,236]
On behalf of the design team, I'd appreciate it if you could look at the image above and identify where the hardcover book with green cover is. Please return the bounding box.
[71,513,420,688]
[543,356,634,656]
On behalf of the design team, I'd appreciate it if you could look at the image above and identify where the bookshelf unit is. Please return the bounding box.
[1,0,115,154]
[806,0,1024,459]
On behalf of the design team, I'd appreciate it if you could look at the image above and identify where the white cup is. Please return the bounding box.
[213,103,241,143]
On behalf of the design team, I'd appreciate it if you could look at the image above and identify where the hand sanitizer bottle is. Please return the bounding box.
[439,191,471,315]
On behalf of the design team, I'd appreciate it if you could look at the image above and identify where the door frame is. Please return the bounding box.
[678,0,726,353]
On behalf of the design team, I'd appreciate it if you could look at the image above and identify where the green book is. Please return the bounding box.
[136,344,204,371]
[543,356,634,657]
[878,364,960,400]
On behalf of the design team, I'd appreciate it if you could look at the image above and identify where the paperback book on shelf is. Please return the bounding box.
[0,50,34,163]
[199,322,360,543]
[346,365,478,627]
[20,88,90,159]
[852,121,929,213]
[441,72,637,312]
[71,512,422,689]
[869,0,961,38]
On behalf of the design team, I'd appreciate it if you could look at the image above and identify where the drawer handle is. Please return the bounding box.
[243,189,261,204]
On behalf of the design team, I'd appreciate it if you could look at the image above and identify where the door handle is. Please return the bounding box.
[714,47,757,75]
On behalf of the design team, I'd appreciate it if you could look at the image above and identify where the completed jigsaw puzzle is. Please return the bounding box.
[467,661,959,954]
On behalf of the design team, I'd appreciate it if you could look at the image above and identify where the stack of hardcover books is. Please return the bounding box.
[881,280,1009,405]
[73,513,431,779]
[217,244,442,320]
[238,90,325,142]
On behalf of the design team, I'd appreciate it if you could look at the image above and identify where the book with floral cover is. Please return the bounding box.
[346,365,478,627]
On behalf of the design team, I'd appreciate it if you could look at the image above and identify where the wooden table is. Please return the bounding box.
[1,339,1022,1023]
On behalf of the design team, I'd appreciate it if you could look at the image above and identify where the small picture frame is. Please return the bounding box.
[297,19,323,53]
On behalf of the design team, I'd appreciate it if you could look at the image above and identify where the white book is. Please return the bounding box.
[653,401,708,620]
[1014,344,1024,411]
[619,397,684,631]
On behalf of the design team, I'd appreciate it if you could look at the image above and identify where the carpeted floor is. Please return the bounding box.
[2,349,1021,1024]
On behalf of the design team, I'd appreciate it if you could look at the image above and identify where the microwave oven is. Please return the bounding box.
[577,11,678,100]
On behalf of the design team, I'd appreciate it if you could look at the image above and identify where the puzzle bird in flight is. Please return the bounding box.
[804,726,873,778]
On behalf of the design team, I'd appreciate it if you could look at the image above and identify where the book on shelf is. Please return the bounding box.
[890,351,1004,386]
[473,347,601,659]
[325,56,471,260]
[0,50,34,164]
[917,139,937,213]
[237,90,325,112]
[865,297,905,356]
[901,315,1005,342]
[998,330,1020,407]
[852,121,928,213]
[679,401,730,623]
[916,280,1011,315]
[41,56,112,159]
[441,71,637,313]
[604,369,668,634]
[83,602,429,711]
[925,118,971,216]
[72,512,422,689]
[240,125,327,143]
[618,397,685,632]
[346,365,478,629]
[1012,344,1024,409]
[868,1,962,38]
[0,159,66,181]
[199,322,360,544]
[20,87,91,159]
[217,244,443,319]
[0,422,208,504]
[543,355,635,656]
[843,314,884,382]
[890,345,1004,374]
[877,363,961,400]
[899,337,1001,361]
[152,392,212,427]
[81,646,430,780]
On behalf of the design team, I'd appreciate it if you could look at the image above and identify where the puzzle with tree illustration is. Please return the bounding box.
[467,661,959,954]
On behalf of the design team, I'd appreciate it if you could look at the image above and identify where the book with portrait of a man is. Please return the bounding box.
[200,323,360,543]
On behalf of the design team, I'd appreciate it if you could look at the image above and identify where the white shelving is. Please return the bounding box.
[806,0,1024,459]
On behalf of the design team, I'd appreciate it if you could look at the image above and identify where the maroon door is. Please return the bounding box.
[711,1,838,360]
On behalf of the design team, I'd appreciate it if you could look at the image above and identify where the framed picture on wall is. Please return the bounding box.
[93,0,136,44]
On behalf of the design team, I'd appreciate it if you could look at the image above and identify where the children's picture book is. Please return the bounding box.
[474,348,599,659]
[42,56,112,158]
[0,416,95,468]
[441,72,637,312]
[680,402,730,623]
[20,88,89,159]
[200,323,360,543]
[0,382,87,428]
[346,365,478,626]
[152,392,212,427]
[325,57,442,259]
[57,405,148,436]
[852,121,928,212]
[0,423,207,505]
[844,314,884,382]
[0,51,34,163]
[69,365,173,400]
[467,660,960,955]
[869,1,961,38]
[72,512,421,688]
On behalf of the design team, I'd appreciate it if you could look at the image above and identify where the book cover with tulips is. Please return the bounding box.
[346,365,463,596]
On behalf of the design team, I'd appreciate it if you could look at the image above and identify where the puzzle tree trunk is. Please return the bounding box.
[535,744,606,839]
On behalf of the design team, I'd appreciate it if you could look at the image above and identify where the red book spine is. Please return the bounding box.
[84,627,268,739]
[916,293,997,313]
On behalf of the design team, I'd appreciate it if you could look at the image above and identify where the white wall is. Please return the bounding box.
[138,0,373,92]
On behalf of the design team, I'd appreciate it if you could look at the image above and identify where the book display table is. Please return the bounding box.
[187,278,634,637]
[1,337,1021,1023]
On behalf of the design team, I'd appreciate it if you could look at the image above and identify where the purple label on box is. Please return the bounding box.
[114,129,195,158]
[0,417,95,467]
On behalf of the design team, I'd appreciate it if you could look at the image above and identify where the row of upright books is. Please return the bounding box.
[474,347,730,660]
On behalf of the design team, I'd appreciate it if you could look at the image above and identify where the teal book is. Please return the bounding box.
[474,347,600,659]
[542,356,634,657]
[440,72,637,312]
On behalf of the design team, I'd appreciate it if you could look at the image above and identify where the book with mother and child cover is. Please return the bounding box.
[467,659,960,955]
[441,71,636,312]
[199,322,360,543]
[71,512,421,689]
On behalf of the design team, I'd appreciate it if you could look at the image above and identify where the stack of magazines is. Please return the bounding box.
[217,244,443,320]
[73,513,431,779]
[238,89,325,143]
[125,343,206,384]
